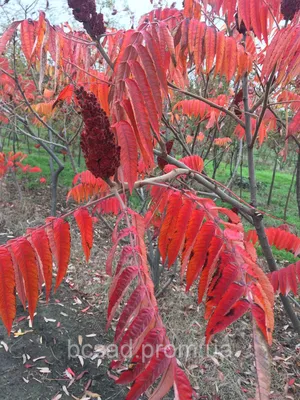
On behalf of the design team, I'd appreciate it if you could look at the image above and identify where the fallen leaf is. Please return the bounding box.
[76,370,88,380]
[51,395,62,400]
[0,341,8,352]
[64,368,75,379]
[44,317,56,323]
[33,356,46,362]
[78,355,84,366]
[37,367,51,374]
[14,330,33,337]
[85,390,101,398]
[63,386,70,396]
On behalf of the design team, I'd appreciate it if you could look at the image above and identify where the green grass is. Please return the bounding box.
[257,246,298,265]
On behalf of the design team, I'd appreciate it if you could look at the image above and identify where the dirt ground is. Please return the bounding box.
[0,179,299,400]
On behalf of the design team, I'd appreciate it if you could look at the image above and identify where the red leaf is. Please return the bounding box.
[116,327,166,383]
[126,346,173,400]
[206,282,246,335]
[215,30,225,77]
[0,21,22,55]
[167,198,194,267]
[114,285,146,343]
[223,37,237,82]
[238,0,251,31]
[118,307,155,358]
[125,78,153,164]
[9,238,39,321]
[52,84,74,109]
[205,26,216,73]
[198,237,224,303]
[20,20,36,62]
[181,208,205,277]
[159,21,176,66]
[136,44,163,119]
[28,166,42,173]
[114,120,138,193]
[30,228,53,301]
[46,218,71,290]
[74,208,93,262]
[158,192,182,263]
[0,248,16,334]
[250,0,262,41]
[140,34,168,96]
[206,299,250,343]
[8,247,26,309]
[129,60,160,136]
[186,221,215,290]
[174,363,193,400]
[149,359,174,400]
[107,266,139,325]
[194,22,206,73]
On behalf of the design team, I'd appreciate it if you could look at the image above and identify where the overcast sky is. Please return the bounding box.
[0,0,164,27]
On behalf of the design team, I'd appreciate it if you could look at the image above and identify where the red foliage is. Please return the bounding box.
[0,152,42,179]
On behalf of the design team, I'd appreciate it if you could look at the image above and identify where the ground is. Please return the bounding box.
[0,176,299,400]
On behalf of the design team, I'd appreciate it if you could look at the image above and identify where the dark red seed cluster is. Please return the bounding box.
[68,0,106,38]
[75,87,120,180]
[281,0,300,20]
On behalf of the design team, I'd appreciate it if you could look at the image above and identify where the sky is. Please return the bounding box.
[0,0,162,27]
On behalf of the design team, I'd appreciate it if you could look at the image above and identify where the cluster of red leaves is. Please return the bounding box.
[247,226,300,257]
[67,0,106,39]
[145,183,275,346]
[75,87,120,181]
[0,152,42,178]
[0,208,93,334]
[268,261,300,296]
[105,211,193,399]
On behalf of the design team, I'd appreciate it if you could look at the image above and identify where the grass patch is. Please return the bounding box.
[257,246,299,265]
